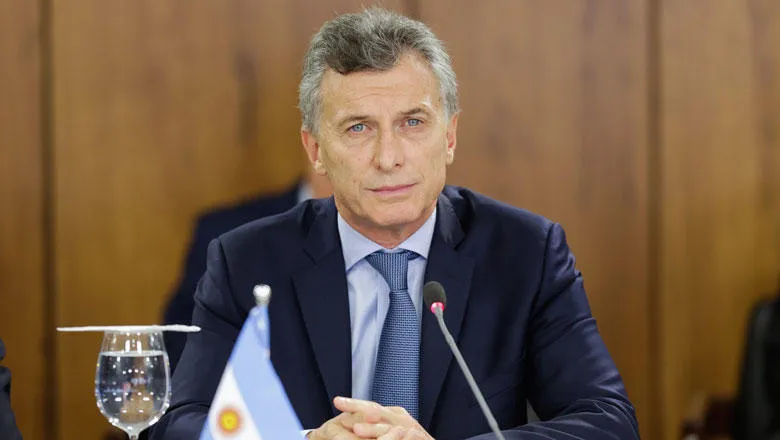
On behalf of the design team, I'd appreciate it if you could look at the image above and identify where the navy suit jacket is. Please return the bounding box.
[163,183,300,371]
[150,186,639,439]
[0,339,22,440]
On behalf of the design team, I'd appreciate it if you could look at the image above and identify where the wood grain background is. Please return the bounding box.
[658,1,780,438]
[1,1,778,439]
[0,0,48,439]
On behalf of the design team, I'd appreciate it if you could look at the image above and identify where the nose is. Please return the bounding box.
[372,128,404,171]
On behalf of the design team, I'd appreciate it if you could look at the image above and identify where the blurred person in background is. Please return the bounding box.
[767,295,780,440]
[733,286,780,440]
[162,168,331,372]
[0,338,22,440]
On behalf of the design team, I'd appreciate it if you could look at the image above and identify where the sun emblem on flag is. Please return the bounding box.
[218,407,242,435]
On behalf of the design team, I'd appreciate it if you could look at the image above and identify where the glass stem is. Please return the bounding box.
[129,435,138,440]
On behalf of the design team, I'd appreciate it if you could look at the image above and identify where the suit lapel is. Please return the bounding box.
[292,199,351,418]
[419,193,475,430]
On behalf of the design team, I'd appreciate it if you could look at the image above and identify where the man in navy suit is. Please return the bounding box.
[1,339,22,440]
[162,171,331,372]
[150,8,638,439]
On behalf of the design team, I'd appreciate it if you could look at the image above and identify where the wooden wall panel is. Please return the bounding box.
[0,1,46,440]
[51,1,405,439]
[419,1,652,438]
[659,1,780,438]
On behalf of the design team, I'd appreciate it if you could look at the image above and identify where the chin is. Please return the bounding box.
[371,206,427,229]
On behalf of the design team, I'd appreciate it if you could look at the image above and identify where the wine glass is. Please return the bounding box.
[95,329,171,440]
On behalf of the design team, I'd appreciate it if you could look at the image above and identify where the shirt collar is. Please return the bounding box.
[337,207,437,271]
[297,181,312,204]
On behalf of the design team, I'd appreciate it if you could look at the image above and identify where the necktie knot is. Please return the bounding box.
[365,250,417,292]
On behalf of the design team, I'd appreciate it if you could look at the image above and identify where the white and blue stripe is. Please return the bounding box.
[200,305,303,439]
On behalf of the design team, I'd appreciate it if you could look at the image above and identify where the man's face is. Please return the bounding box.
[302,53,458,240]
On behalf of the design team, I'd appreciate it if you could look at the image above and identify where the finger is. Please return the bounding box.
[334,397,384,423]
[387,406,410,417]
[313,419,361,440]
[367,405,415,428]
[352,422,392,438]
[336,411,366,430]
[334,396,381,413]
[382,406,411,425]
[377,426,406,440]
[401,428,429,440]
[362,409,383,424]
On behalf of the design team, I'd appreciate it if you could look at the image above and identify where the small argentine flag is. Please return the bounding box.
[200,285,304,439]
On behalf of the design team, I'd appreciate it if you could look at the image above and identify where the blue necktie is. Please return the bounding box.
[365,250,420,419]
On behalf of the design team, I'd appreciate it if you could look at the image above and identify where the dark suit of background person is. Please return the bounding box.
[163,181,300,372]
[149,186,639,440]
[162,173,331,372]
[0,339,23,440]
[732,292,780,440]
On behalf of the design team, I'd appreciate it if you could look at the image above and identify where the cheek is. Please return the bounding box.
[321,147,347,175]
[324,153,365,190]
[422,143,449,171]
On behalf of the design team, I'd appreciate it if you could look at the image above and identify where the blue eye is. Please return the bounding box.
[348,123,365,133]
[407,118,422,127]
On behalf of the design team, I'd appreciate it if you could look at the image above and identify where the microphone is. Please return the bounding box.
[422,282,506,440]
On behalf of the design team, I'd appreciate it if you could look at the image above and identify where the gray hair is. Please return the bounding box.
[298,7,459,134]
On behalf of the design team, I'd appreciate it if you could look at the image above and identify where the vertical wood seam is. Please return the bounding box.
[39,0,57,437]
[646,0,663,438]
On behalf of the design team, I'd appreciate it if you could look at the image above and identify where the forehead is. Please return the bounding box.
[319,53,442,118]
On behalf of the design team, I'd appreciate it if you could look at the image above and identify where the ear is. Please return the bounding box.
[445,112,459,165]
[301,129,326,175]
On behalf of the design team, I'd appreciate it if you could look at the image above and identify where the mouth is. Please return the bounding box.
[369,183,416,196]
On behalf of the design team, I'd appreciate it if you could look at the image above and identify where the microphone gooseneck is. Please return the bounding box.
[422,282,506,440]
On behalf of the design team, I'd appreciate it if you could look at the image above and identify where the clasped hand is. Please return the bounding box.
[308,397,434,440]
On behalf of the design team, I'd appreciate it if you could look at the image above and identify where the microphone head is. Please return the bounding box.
[253,284,271,307]
[423,281,447,312]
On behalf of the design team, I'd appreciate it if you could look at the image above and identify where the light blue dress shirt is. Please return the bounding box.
[336,208,437,401]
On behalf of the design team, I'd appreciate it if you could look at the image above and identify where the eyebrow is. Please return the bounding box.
[336,114,371,128]
[400,107,431,118]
